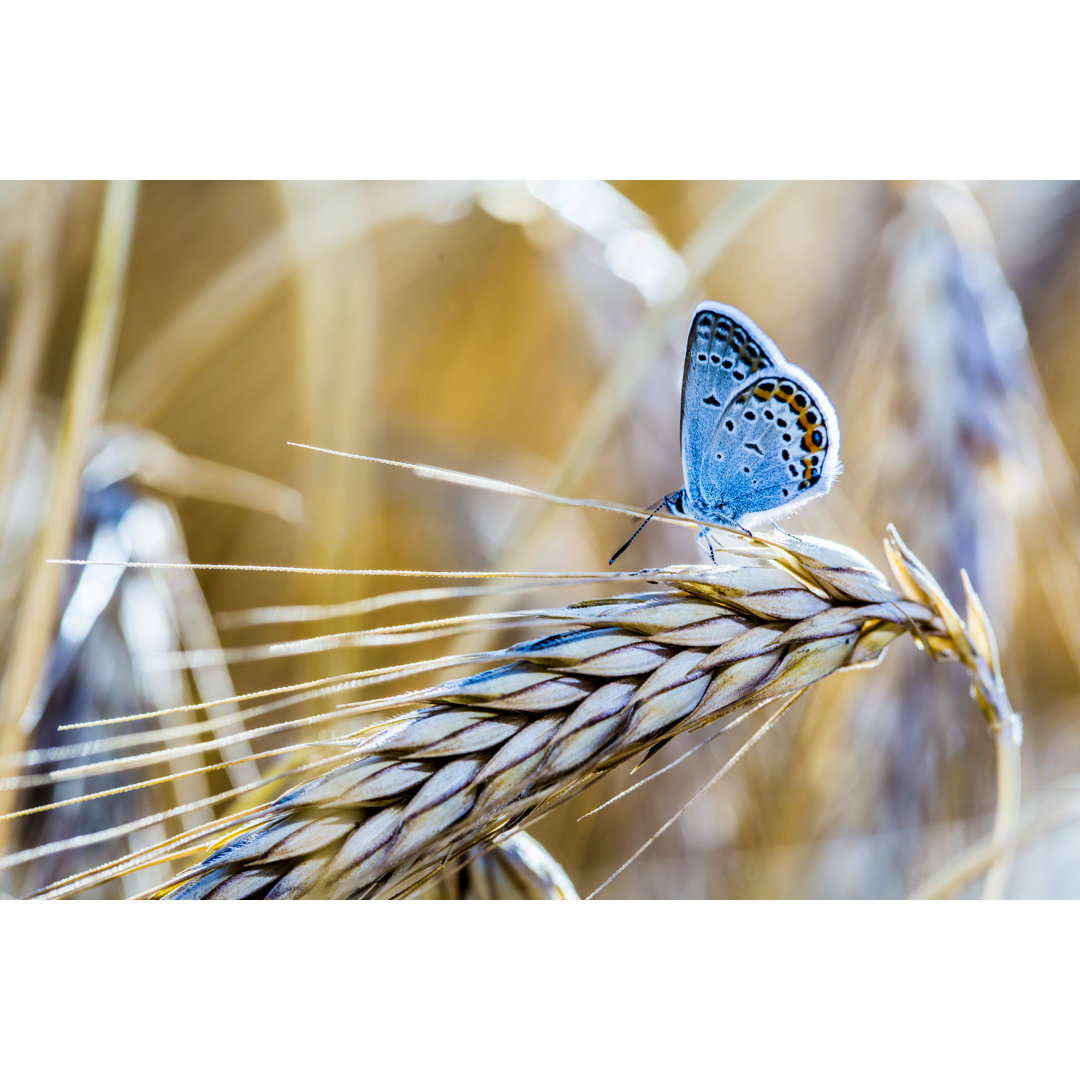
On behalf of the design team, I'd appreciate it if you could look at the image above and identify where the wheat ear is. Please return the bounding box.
[24,526,1018,899]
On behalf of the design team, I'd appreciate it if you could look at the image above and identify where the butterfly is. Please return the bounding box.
[612,302,841,562]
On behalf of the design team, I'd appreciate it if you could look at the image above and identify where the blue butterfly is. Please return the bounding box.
[612,302,841,562]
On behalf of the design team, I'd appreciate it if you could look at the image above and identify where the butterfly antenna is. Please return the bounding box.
[609,499,664,564]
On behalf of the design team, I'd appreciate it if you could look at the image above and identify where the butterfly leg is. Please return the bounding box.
[693,527,719,564]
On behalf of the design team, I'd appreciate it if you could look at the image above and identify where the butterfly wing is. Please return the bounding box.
[698,371,841,523]
[680,303,781,508]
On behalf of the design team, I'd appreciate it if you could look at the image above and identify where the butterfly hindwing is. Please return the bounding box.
[698,372,839,521]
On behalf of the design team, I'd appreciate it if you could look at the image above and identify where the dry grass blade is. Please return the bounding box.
[0,183,70,533]
[0,181,140,851]
[23,526,1015,900]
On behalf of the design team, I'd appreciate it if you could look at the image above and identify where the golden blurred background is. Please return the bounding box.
[2,179,1080,898]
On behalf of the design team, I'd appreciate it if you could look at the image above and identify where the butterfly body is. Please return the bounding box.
[610,303,841,564]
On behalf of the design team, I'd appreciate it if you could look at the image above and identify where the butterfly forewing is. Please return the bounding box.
[680,303,779,507]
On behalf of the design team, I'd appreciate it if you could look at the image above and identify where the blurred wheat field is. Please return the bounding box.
[1,178,1079,899]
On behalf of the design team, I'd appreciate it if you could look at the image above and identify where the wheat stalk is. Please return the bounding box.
[18,525,1014,900]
